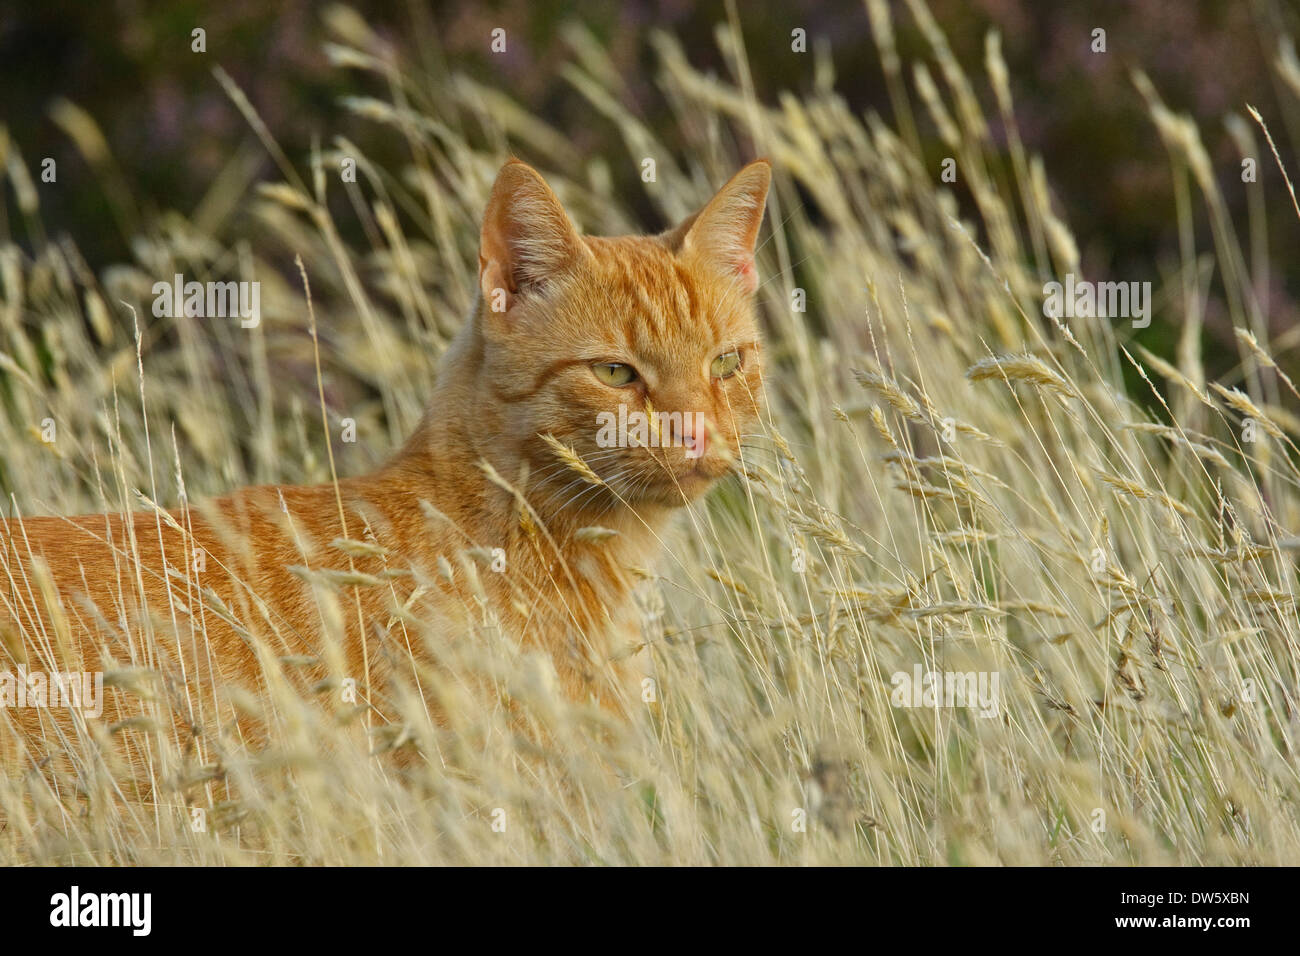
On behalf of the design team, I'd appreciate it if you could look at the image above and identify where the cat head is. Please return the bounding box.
[476,158,770,513]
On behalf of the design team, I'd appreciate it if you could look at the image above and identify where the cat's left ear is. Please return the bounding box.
[479,159,589,313]
[665,159,771,294]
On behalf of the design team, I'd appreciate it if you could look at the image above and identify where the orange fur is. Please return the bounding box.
[0,159,770,775]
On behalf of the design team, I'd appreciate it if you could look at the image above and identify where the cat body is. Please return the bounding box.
[0,158,770,767]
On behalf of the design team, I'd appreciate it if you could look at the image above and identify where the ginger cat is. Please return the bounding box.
[0,158,770,776]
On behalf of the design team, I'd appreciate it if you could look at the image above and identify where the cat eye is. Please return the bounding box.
[592,362,638,387]
[711,351,742,379]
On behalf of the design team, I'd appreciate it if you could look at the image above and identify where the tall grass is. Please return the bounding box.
[2,1,1300,864]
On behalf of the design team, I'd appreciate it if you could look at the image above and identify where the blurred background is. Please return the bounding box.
[2,0,1299,376]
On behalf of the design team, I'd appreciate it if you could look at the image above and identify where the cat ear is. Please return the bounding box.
[666,159,771,294]
[479,160,588,312]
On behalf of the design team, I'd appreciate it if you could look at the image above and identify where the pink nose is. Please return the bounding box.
[678,414,709,460]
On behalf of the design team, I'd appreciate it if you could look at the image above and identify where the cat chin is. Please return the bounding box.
[636,471,719,507]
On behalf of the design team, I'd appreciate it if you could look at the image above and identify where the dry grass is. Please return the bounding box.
[2,2,1300,864]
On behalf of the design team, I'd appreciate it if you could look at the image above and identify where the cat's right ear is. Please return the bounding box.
[662,159,771,294]
[479,160,588,314]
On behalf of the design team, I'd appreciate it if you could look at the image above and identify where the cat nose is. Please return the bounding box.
[676,413,710,460]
